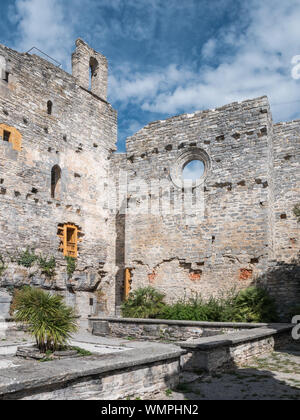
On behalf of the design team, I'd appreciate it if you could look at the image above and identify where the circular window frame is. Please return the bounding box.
[170,148,211,189]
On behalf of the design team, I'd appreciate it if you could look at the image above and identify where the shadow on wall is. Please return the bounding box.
[253,255,300,321]
[115,211,126,309]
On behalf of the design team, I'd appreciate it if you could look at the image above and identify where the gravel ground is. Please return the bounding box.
[142,342,300,401]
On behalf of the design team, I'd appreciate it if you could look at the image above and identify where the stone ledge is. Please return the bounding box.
[0,343,184,398]
[89,317,267,329]
[179,324,294,350]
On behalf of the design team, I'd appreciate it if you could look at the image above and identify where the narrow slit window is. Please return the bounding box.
[124,268,132,299]
[51,165,61,199]
[4,72,9,83]
[47,100,53,115]
[3,130,11,142]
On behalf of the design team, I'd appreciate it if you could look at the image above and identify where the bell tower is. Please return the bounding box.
[72,38,108,101]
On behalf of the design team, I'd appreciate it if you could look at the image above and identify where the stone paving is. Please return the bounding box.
[1,332,299,400]
[141,341,300,401]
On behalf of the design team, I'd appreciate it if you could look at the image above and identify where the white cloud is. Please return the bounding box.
[10,0,75,69]
[182,160,205,182]
[201,39,217,59]
[110,0,300,122]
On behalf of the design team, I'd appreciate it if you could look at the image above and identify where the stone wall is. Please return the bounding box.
[180,324,293,373]
[117,97,275,301]
[0,40,117,316]
[0,38,299,319]
[90,317,265,342]
[263,121,300,316]
[111,96,299,317]
[0,342,182,400]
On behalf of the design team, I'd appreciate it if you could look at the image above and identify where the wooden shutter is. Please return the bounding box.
[124,268,131,299]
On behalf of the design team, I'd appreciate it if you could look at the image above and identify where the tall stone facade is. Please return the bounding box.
[0,39,299,320]
[114,97,300,318]
[0,39,117,318]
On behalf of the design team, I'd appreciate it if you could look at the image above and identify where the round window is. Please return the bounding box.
[182,160,205,182]
[170,148,211,188]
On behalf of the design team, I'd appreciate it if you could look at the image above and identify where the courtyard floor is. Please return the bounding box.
[147,341,300,401]
[1,333,299,400]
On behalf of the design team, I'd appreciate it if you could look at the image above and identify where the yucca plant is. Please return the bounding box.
[13,287,78,352]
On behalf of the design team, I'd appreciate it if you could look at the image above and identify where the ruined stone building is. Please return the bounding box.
[0,39,299,321]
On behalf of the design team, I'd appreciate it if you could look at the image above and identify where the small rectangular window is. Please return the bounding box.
[3,130,11,142]
[58,223,81,259]
[4,72,9,83]
[66,226,77,258]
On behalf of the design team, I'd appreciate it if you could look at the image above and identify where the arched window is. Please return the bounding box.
[51,165,61,199]
[47,100,53,115]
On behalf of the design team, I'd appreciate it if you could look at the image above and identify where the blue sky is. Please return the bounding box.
[1,0,300,152]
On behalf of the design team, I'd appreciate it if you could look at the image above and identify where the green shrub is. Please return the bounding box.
[65,256,76,278]
[71,346,92,356]
[229,287,278,323]
[17,249,37,268]
[38,256,56,278]
[293,204,300,222]
[0,255,6,277]
[123,286,278,323]
[13,287,78,352]
[121,287,166,319]
[159,295,224,322]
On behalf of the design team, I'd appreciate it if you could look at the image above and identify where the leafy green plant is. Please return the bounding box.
[122,286,278,323]
[17,249,37,268]
[293,204,300,222]
[231,287,278,323]
[65,256,76,277]
[13,286,78,352]
[0,254,6,277]
[71,346,92,356]
[38,256,56,278]
[121,287,166,319]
